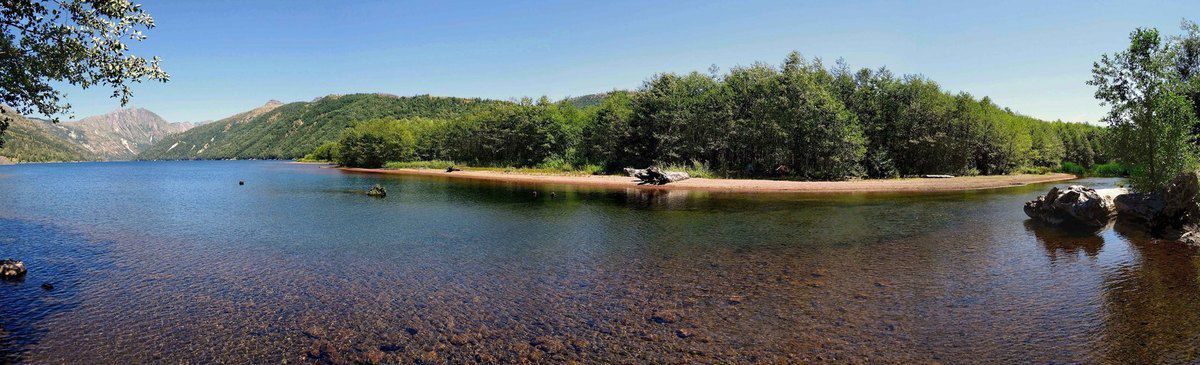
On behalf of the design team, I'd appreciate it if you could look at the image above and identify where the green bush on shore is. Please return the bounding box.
[1058,161,1129,177]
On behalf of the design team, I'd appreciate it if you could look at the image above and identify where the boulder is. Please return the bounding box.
[366,184,387,198]
[1024,185,1125,228]
[0,259,26,279]
[624,166,690,185]
[1114,192,1164,223]
[1154,171,1200,246]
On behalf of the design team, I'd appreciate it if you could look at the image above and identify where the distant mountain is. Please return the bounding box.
[137,94,502,160]
[54,108,195,160]
[0,106,93,163]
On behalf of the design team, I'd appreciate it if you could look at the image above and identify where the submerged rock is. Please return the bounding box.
[624,166,690,185]
[0,259,26,279]
[1024,185,1125,228]
[366,184,387,198]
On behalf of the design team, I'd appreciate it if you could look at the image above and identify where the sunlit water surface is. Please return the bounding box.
[0,161,1197,363]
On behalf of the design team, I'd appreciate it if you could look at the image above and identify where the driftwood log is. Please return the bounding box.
[624,167,690,185]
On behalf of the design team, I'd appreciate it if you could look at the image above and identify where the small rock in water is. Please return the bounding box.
[531,336,566,353]
[239,180,245,186]
[727,295,744,304]
[0,259,26,279]
[302,326,326,339]
[366,184,387,198]
[404,327,418,336]
[40,282,54,291]
[650,309,681,324]
[378,344,403,352]
[675,328,696,338]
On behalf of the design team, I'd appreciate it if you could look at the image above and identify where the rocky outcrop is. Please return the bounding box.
[1,259,26,279]
[55,108,195,160]
[1114,192,1164,223]
[1153,171,1200,245]
[366,184,387,198]
[1024,185,1125,227]
[1042,171,1200,247]
[624,167,690,185]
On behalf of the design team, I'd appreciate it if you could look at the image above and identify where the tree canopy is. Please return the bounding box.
[317,52,1109,180]
[1090,20,1200,192]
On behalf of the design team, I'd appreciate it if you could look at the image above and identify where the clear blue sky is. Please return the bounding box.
[51,0,1200,124]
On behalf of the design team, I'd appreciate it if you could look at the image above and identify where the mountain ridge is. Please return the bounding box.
[136,94,502,160]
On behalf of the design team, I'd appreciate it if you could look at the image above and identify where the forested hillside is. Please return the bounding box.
[318,52,1110,180]
[137,94,501,160]
[0,107,92,163]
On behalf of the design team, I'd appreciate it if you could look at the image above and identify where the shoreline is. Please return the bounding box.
[337,166,1077,193]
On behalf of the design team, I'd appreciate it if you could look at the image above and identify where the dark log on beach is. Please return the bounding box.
[1024,185,1124,228]
[624,167,690,185]
[445,166,462,173]
[366,184,387,198]
[1,259,26,279]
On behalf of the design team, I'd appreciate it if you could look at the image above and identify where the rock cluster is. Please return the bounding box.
[1023,185,1125,228]
[1028,171,1200,246]
[624,167,690,185]
[1,259,26,279]
[1114,171,1200,245]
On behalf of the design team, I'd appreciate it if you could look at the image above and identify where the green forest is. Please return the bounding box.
[314,52,1111,180]
[0,112,91,163]
[137,94,503,160]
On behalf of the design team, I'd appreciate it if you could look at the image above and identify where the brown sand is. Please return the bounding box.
[337,167,1076,193]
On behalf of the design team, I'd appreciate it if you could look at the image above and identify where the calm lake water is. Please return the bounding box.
[0,160,1197,363]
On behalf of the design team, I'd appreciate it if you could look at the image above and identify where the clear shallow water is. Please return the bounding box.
[0,160,1197,363]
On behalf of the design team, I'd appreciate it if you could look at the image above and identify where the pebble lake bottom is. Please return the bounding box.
[0,160,1197,363]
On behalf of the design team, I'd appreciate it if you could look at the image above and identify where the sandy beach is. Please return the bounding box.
[337,166,1077,193]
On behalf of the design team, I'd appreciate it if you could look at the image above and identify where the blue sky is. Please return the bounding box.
[51,0,1200,124]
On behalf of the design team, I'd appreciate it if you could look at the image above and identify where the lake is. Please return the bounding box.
[0,160,1197,363]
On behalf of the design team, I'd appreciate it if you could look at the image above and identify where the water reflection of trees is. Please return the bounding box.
[1023,220,1104,260]
[616,188,698,210]
[1096,220,1200,363]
